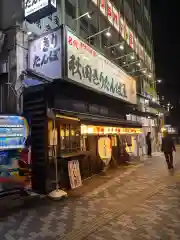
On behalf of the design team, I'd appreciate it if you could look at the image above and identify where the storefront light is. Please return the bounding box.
[130,54,135,60]
[105,30,111,37]
[81,124,142,135]
[119,44,124,50]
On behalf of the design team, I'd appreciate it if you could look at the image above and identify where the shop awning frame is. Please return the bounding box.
[52,108,142,128]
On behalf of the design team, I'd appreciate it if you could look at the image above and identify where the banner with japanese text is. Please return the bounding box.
[107,0,113,25]
[68,160,82,189]
[90,0,153,75]
[100,0,106,16]
[67,29,136,104]
[113,6,119,32]
[28,28,62,79]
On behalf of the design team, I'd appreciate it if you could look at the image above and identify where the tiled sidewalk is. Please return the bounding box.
[0,151,180,240]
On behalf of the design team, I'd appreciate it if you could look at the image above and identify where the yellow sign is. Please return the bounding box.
[81,125,142,135]
[56,114,80,121]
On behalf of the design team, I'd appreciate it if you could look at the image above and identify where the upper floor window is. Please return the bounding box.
[124,1,133,23]
[137,20,143,39]
[144,6,150,22]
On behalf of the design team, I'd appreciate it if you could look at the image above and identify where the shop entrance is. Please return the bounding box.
[23,82,142,194]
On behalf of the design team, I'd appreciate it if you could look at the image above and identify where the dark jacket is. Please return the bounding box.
[146,135,151,145]
[161,135,176,153]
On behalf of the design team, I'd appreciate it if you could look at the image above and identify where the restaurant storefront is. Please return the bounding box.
[23,26,142,194]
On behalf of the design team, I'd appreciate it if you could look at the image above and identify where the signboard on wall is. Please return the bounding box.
[90,0,152,78]
[28,28,62,80]
[68,160,82,189]
[24,0,57,23]
[67,29,136,104]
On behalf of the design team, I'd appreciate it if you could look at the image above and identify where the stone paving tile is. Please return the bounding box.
[0,152,180,239]
[91,182,180,240]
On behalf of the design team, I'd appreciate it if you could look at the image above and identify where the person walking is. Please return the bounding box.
[146,132,152,157]
[161,131,176,169]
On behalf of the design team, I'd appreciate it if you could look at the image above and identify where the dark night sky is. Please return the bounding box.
[151,1,179,102]
[151,1,180,125]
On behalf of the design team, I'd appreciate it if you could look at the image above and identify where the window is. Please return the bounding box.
[65,0,76,19]
[136,20,143,40]
[60,124,80,153]
[124,1,133,23]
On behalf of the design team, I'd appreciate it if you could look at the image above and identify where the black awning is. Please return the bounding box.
[53,109,142,128]
[130,109,158,118]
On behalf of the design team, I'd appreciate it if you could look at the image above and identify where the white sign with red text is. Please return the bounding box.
[67,29,136,104]
[113,6,119,31]
[107,0,113,25]
[100,0,106,16]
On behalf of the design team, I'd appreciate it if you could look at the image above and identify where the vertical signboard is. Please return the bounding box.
[129,29,134,49]
[113,6,119,32]
[68,160,82,189]
[100,0,106,16]
[28,28,62,80]
[107,0,113,25]
[90,0,153,77]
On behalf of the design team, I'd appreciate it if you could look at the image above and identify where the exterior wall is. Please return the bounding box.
[0,0,157,113]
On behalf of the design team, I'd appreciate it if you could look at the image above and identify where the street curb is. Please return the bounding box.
[84,163,144,198]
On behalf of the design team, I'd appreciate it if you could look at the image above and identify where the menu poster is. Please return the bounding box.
[68,160,82,189]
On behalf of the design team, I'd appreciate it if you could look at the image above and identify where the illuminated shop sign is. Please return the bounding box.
[24,0,57,23]
[90,0,152,71]
[81,125,142,135]
[67,29,136,104]
[28,28,61,79]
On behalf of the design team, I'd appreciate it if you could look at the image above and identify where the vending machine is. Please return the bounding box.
[0,115,30,197]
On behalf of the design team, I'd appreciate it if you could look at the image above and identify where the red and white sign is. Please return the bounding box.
[107,0,113,25]
[100,0,106,16]
[68,160,82,189]
[113,6,119,31]
[90,0,152,74]
[129,29,134,49]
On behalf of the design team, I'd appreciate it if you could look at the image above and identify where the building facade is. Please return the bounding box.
[0,0,164,193]
[0,0,158,114]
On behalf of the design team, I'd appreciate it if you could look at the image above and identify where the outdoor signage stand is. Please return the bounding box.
[48,111,67,200]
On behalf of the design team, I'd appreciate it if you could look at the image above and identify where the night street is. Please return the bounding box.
[1,149,180,240]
